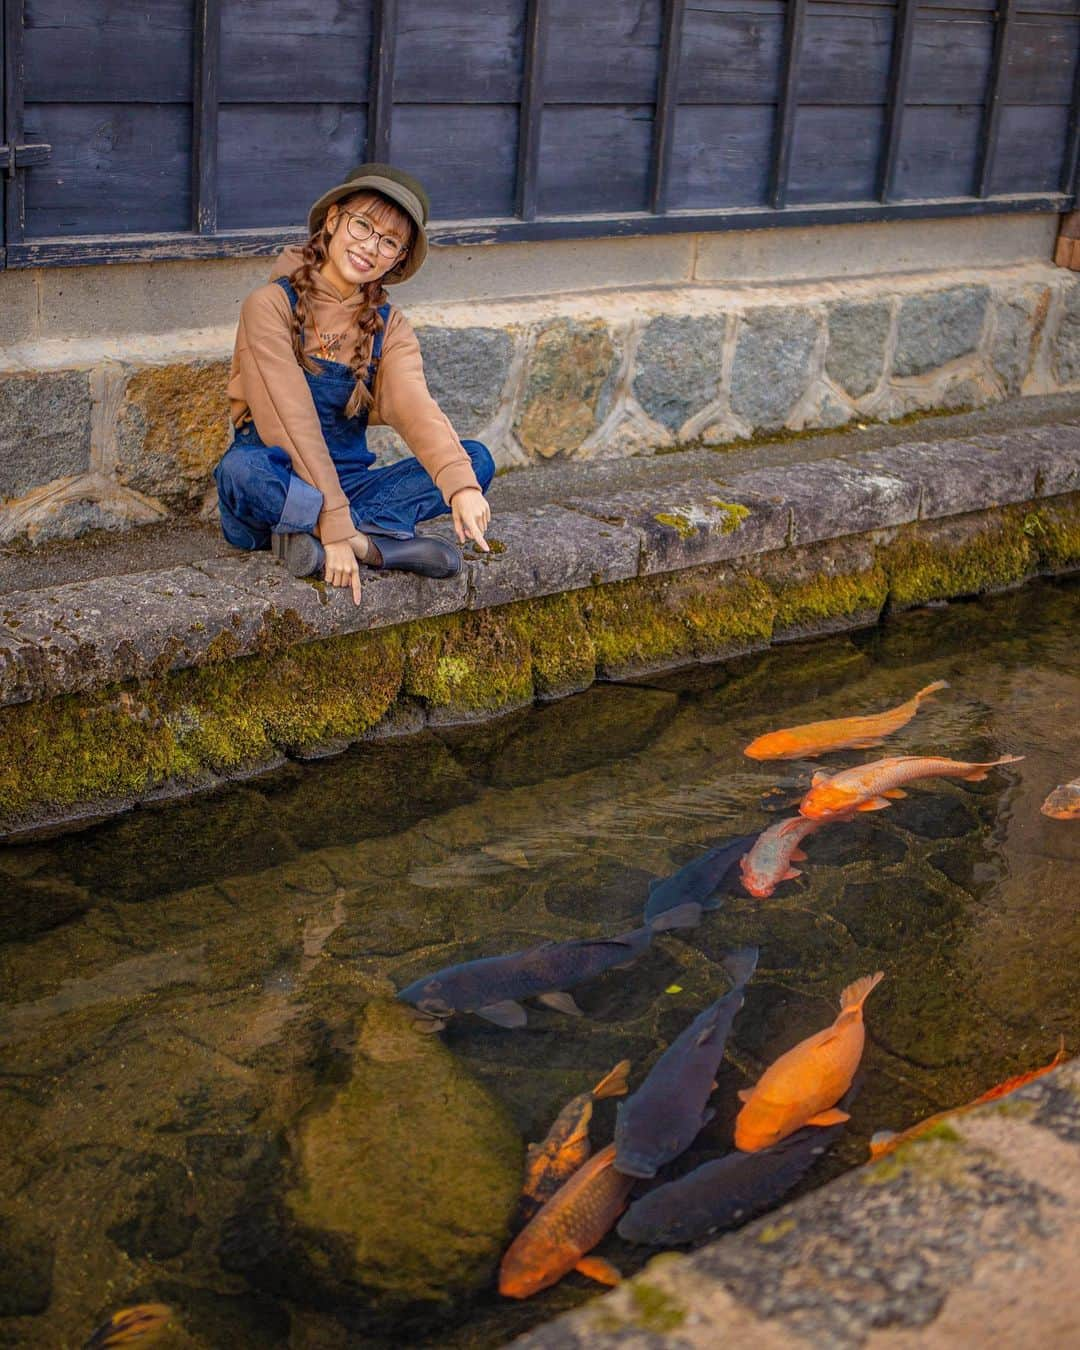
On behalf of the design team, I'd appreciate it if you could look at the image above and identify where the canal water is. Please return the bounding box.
[1,579,1077,1348]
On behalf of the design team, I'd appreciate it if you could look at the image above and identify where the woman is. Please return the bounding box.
[214,163,495,606]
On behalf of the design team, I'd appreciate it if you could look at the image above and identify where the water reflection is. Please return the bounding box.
[0,579,1077,1348]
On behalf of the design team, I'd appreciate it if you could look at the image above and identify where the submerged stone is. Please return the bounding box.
[285,999,522,1312]
[0,1209,54,1315]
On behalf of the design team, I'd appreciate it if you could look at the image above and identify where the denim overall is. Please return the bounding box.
[214,278,494,552]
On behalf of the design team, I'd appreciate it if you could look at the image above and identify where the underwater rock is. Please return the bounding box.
[0,1209,54,1315]
[284,998,522,1313]
[105,1153,199,1260]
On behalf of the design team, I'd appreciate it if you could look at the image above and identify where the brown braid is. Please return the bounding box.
[286,191,414,421]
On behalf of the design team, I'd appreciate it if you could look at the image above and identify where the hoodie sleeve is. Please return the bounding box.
[372,310,482,504]
[232,284,355,545]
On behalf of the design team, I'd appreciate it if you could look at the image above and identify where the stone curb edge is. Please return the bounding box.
[1,423,1079,709]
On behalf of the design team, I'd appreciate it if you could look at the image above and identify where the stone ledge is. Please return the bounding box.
[509,1057,1080,1350]
[0,424,1078,712]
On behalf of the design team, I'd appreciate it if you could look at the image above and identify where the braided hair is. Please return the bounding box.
[286,190,415,420]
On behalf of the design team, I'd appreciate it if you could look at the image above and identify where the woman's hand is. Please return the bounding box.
[451,487,491,552]
[322,539,362,605]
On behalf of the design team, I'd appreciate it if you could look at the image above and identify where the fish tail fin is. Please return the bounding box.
[914,679,949,703]
[649,901,703,932]
[839,970,884,1012]
[592,1059,632,1100]
[869,1129,898,1159]
[722,945,760,991]
[963,754,1024,781]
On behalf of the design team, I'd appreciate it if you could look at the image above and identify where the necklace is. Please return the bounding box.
[309,314,345,361]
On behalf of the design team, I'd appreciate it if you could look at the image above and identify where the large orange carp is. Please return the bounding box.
[734,972,883,1151]
[499,1143,632,1298]
[743,681,948,760]
[516,1060,631,1226]
[869,1041,1068,1159]
[799,753,1023,820]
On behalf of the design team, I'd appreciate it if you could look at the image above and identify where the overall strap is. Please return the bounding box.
[274,276,299,308]
[366,302,393,393]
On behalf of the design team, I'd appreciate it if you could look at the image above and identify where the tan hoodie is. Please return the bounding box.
[227,246,481,545]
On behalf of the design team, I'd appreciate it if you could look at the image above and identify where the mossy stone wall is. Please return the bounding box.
[1,493,1077,834]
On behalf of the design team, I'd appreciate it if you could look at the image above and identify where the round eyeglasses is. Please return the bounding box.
[339,210,407,260]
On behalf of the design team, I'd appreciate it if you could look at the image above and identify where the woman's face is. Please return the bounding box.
[320,194,412,296]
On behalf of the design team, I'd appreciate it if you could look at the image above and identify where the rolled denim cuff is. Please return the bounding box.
[275,475,323,534]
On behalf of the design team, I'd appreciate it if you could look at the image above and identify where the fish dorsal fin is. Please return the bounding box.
[811,771,831,787]
[593,1059,632,1100]
[737,1088,754,1103]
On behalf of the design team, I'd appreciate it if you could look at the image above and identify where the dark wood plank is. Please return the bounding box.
[988,102,1071,191]
[1062,10,1080,190]
[217,105,367,231]
[219,0,373,104]
[879,0,918,200]
[669,105,776,209]
[4,0,26,247]
[799,2,896,104]
[394,104,520,219]
[536,105,653,215]
[24,0,193,102]
[22,103,192,239]
[7,192,1070,269]
[787,103,887,203]
[368,0,397,162]
[1005,15,1080,104]
[976,0,1016,197]
[893,103,984,197]
[770,0,809,208]
[650,0,686,213]
[678,4,785,104]
[906,10,996,105]
[192,0,221,235]
[541,0,664,103]
[394,0,525,103]
[515,0,548,220]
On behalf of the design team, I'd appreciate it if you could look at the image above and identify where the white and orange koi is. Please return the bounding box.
[1041,777,1080,820]
[799,754,1023,820]
[739,817,824,898]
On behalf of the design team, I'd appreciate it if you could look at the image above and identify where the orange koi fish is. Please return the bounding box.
[739,816,823,898]
[799,754,1023,820]
[1041,778,1080,819]
[499,1143,632,1299]
[734,972,883,1152]
[517,1060,631,1226]
[869,1041,1068,1159]
[83,1304,173,1348]
[743,681,948,761]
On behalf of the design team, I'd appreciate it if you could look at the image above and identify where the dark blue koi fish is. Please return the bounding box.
[614,946,758,1178]
[397,903,701,1030]
[617,1085,857,1246]
[643,835,757,926]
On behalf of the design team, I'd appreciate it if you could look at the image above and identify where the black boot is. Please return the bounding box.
[372,535,462,579]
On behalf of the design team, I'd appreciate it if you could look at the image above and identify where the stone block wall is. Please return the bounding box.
[1,262,1077,544]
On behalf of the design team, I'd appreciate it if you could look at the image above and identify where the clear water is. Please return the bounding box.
[1,579,1078,1349]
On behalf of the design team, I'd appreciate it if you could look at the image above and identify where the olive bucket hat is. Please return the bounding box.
[306,162,430,284]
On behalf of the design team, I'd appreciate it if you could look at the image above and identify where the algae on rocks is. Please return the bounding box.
[285,999,522,1312]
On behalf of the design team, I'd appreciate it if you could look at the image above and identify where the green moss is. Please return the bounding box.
[627,1281,686,1332]
[757,1217,796,1243]
[921,1121,962,1143]
[525,592,597,699]
[881,514,1037,609]
[1025,497,1080,572]
[654,511,696,539]
[709,499,751,533]
[403,610,533,713]
[584,569,775,676]
[772,563,888,634]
